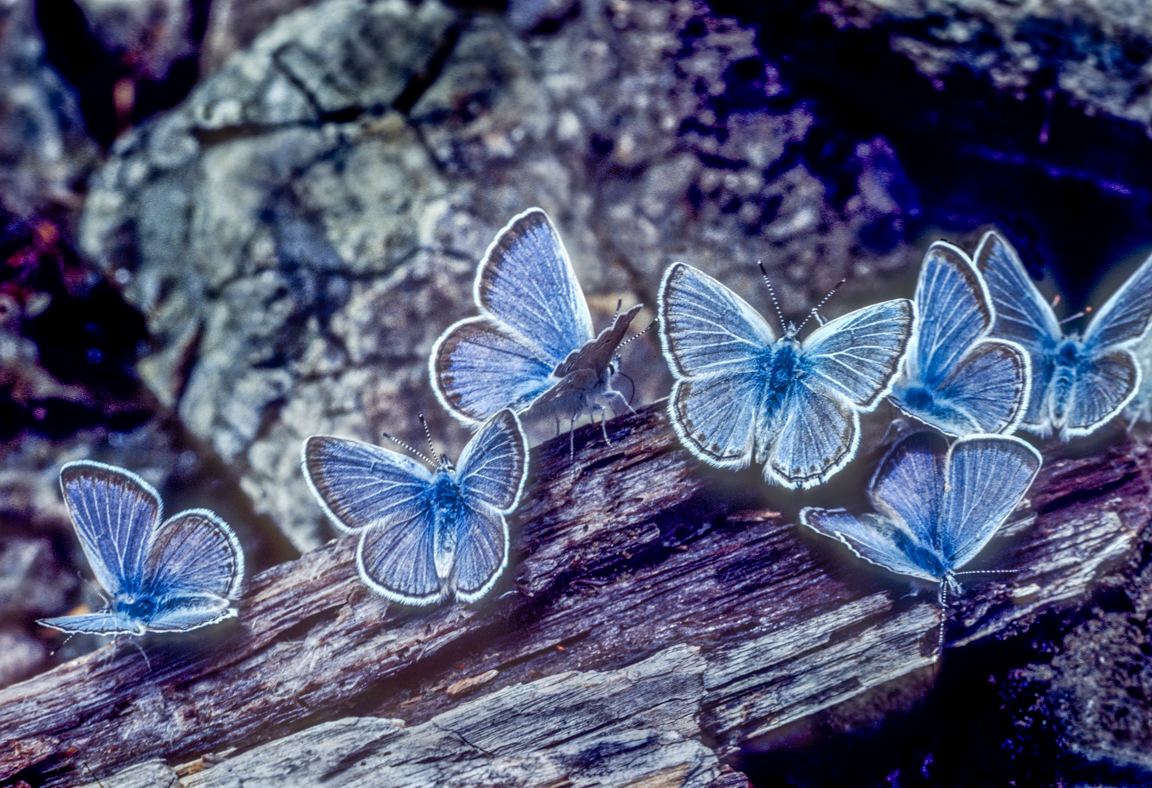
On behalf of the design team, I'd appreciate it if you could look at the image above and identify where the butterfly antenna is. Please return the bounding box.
[795,278,847,334]
[615,319,656,354]
[416,413,448,467]
[612,297,622,320]
[1059,305,1092,325]
[757,261,787,331]
[953,568,1019,578]
[381,430,435,469]
[936,583,948,657]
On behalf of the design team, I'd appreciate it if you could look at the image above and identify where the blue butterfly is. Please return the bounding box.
[889,239,1031,436]
[431,208,642,441]
[38,461,245,636]
[800,431,1041,593]
[977,231,1152,440]
[657,262,914,489]
[302,409,529,605]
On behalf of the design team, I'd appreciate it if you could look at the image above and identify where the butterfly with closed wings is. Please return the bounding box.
[658,262,914,489]
[977,231,1152,440]
[431,208,642,449]
[38,461,245,637]
[890,239,1031,436]
[302,409,529,605]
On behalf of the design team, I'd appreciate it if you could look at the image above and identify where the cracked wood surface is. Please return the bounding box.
[1,404,1148,787]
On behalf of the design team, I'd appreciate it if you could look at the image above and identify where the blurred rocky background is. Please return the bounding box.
[1,0,1150,784]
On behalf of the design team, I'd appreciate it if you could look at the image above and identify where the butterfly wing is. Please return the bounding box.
[444,410,528,603]
[941,435,1041,570]
[37,612,136,636]
[799,508,941,583]
[1081,251,1152,350]
[922,341,1032,435]
[974,231,1063,430]
[139,509,244,632]
[456,409,529,513]
[910,242,995,385]
[1061,349,1139,438]
[476,208,594,365]
[763,381,859,489]
[801,299,914,409]
[448,504,510,604]
[59,461,162,600]
[658,262,777,469]
[867,430,948,552]
[431,318,559,424]
[303,436,441,605]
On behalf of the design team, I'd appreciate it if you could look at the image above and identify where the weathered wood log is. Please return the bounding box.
[1,403,1148,787]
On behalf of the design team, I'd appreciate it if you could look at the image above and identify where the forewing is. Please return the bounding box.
[431,317,557,425]
[658,262,776,379]
[37,613,136,636]
[1064,349,1139,438]
[974,231,1061,355]
[456,409,529,514]
[302,435,434,535]
[802,299,913,409]
[931,340,1031,434]
[942,435,1041,569]
[913,241,993,386]
[1083,251,1152,350]
[868,431,948,548]
[451,504,509,604]
[145,509,244,601]
[765,382,858,489]
[475,208,593,365]
[799,508,941,583]
[59,461,162,599]
[667,374,762,470]
[356,502,441,606]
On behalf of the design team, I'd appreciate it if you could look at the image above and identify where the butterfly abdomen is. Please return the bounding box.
[429,474,468,583]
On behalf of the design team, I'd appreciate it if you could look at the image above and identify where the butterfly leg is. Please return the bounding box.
[127,637,152,672]
[593,402,611,445]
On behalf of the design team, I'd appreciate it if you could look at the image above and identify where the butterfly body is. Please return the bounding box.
[425,471,468,582]
[658,262,914,489]
[38,462,245,637]
[432,209,641,437]
[976,231,1152,440]
[303,409,528,606]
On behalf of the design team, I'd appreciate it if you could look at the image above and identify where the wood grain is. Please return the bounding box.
[1,405,1147,787]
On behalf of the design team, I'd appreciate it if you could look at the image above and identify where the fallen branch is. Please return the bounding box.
[1,404,1147,787]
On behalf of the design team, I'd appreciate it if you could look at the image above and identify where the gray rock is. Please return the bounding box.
[0,0,98,217]
[80,0,919,550]
[821,0,1152,128]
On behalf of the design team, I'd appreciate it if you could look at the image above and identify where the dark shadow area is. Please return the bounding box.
[708,0,1152,305]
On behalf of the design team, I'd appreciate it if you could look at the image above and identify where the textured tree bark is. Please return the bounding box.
[0,404,1147,788]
